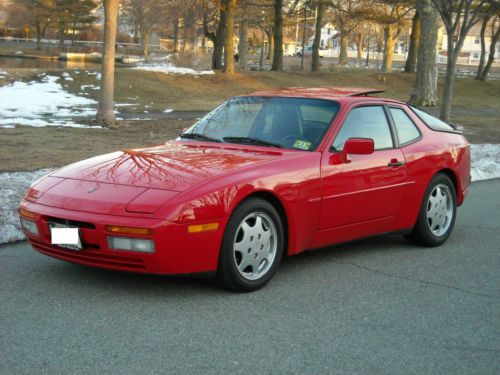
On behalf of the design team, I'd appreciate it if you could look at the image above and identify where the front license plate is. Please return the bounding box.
[49,223,82,251]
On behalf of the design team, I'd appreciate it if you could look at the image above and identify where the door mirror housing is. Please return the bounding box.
[342,138,374,163]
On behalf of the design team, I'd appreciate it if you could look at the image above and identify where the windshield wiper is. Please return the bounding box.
[179,132,221,143]
[223,137,282,148]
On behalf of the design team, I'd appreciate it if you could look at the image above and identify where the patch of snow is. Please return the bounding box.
[62,72,74,81]
[1,124,15,128]
[0,169,53,244]
[164,108,174,113]
[133,61,214,76]
[0,69,7,78]
[114,103,135,107]
[470,144,500,181]
[0,75,97,127]
[81,84,98,90]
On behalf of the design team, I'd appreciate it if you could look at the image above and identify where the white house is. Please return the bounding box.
[439,21,500,65]
[307,22,338,49]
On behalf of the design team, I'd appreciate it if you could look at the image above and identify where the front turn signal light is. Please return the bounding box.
[19,208,39,220]
[104,225,153,235]
[187,223,219,233]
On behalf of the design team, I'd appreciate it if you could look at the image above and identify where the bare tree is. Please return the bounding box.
[123,0,167,60]
[203,1,226,70]
[223,0,237,74]
[237,3,249,69]
[478,16,500,81]
[432,0,489,121]
[271,0,284,70]
[378,2,412,73]
[404,10,420,72]
[96,0,119,127]
[312,0,325,71]
[409,0,439,106]
[331,0,366,66]
[21,0,53,50]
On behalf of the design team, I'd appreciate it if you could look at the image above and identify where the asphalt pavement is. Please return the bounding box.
[1,179,499,374]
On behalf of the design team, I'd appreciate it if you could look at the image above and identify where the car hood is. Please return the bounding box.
[28,142,291,216]
[51,141,287,191]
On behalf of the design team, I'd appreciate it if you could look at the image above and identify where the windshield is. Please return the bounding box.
[182,97,340,151]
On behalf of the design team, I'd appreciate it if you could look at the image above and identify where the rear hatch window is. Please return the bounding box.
[410,106,460,133]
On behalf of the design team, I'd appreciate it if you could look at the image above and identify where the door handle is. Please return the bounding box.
[388,159,404,167]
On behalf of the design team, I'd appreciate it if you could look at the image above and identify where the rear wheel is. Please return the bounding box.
[217,198,284,292]
[405,173,457,247]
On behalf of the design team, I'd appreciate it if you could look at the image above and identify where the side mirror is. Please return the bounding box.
[342,138,374,163]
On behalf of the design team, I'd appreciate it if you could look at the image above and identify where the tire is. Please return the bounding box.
[217,197,284,292]
[404,173,457,247]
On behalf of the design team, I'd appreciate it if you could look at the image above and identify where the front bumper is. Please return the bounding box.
[20,200,226,275]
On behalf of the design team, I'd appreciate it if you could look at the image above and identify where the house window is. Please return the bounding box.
[473,52,479,59]
[327,28,331,35]
[474,38,480,44]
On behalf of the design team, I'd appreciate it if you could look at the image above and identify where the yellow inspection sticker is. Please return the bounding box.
[293,140,312,150]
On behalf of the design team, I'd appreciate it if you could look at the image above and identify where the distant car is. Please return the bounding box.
[20,88,470,292]
[296,46,324,57]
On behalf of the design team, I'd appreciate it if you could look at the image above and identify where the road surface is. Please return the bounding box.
[1,179,499,374]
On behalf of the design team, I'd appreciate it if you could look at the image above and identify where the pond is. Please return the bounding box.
[0,56,101,70]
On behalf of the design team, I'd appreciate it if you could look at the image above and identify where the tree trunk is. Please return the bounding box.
[476,16,491,80]
[355,32,364,61]
[142,29,150,60]
[267,28,274,60]
[382,24,395,72]
[440,32,457,121]
[59,28,64,50]
[404,12,420,73]
[35,19,42,50]
[271,0,283,71]
[338,28,349,65]
[409,0,438,106]
[173,17,179,52]
[312,0,324,72]
[480,22,500,81]
[213,8,226,70]
[238,15,248,70]
[96,0,119,127]
[223,0,237,75]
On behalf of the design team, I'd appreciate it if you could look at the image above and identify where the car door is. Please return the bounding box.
[319,104,408,231]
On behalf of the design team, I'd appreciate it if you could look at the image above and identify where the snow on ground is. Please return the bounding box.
[0,69,6,78]
[132,56,214,76]
[1,144,498,245]
[0,75,100,128]
[133,64,214,75]
[470,144,500,181]
[0,169,53,244]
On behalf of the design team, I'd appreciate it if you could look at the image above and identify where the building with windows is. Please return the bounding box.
[439,21,500,65]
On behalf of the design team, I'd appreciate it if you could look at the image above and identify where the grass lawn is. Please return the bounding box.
[1,68,499,172]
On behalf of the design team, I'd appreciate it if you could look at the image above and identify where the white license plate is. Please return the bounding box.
[50,223,82,251]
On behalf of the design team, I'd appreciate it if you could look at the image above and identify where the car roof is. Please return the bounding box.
[243,87,405,105]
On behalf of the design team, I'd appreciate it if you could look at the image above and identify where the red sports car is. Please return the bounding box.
[19,88,471,291]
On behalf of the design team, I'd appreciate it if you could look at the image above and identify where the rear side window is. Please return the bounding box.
[333,106,393,151]
[411,107,455,132]
[389,107,421,145]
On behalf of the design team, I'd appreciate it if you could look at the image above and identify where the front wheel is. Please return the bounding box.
[404,173,457,247]
[217,198,284,292]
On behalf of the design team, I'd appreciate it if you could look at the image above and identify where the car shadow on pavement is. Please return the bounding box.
[34,234,412,295]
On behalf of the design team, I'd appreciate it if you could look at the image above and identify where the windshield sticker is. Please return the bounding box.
[293,140,312,150]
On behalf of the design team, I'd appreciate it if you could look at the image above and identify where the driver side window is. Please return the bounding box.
[332,106,393,151]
